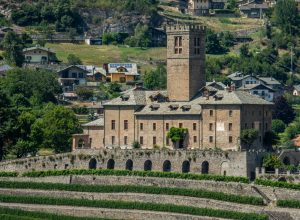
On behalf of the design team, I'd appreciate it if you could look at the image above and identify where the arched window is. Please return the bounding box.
[144,160,152,171]
[163,160,171,172]
[89,158,97,169]
[107,159,115,169]
[201,161,209,174]
[77,139,85,149]
[125,159,133,171]
[182,161,190,173]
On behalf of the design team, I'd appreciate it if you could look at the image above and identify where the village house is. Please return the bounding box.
[228,72,283,101]
[73,24,273,152]
[23,45,59,64]
[57,65,89,92]
[188,0,227,16]
[238,83,275,102]
[239,2,269,18]
[103,63,139,83]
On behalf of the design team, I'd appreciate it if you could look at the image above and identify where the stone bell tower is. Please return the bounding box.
[166,24,206,102]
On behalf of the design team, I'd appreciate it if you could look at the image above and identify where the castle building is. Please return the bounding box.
[72,24,273,152]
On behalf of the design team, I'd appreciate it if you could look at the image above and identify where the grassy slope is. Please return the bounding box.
[46,43,166,73]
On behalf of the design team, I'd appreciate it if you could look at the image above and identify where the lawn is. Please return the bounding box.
[46,43,166,73]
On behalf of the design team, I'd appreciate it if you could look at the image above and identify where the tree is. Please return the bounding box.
[38,105,82,153]
[67,54,82,65]
[0,90,16,160]
[227,0,238,10]
[272,0,299,35]
[272,119,286,134]
[167,127,188,145]
[143,65,167,90]
[240,129,259,149]
[76,87,93,100]
[2,68,61,105]
[273,96,296,124]
[262,154,283,171]
[1,31,24,67]
[125,23,151,48]
[206,29,228,54]
[240,44,251,58]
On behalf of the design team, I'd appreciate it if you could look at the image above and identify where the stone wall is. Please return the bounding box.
[0,149,264,177]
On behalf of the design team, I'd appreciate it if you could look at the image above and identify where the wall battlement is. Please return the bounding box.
[166,24,206,33]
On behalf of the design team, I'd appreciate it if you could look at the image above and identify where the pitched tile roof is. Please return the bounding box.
[83,117,104,127]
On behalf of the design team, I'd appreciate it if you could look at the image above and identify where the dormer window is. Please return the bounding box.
[181,105,191,112]
[213,94,224,101]
[121,95,130,101]
[150,104,160,111]
[169,104,179,111]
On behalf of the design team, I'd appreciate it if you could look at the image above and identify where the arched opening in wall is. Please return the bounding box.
[144,160,152,171]
[283,157,290,165]
[77,139,85,149]
[89,158,97,169]
[107,159,115,169]
[182,161,190,173]
[163,160,171,172]
[201,161,209,174]
[54,164,58,169]
[125,159,133,171]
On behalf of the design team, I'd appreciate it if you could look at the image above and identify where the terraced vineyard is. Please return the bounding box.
[0,170,300,219]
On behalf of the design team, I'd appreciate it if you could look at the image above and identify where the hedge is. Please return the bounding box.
[0,194,268,220]
[277,200,300,209]
[0,207,115,220]
[0,181,264,206]
[0,172,18,177]
[255,179,300,191]
[22,169,250,183]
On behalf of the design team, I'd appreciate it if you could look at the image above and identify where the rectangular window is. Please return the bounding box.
[124,136,128,145]
[229,136,233,143]
[265,123,268,130]
[112,136,115,145]
[140,136,144,145]
[166,123,169,131]
[124,120,128,130]
[89,138,92,146]
[209,136,213,143]
[194,136,197,143]
[166,137,170,146]
[210,110,213,116]
[245,123,248,129]
[252,123,254,129]
[229,110,233,117]
[179,123,183,128]
[209,123,213,131]
[229,123,232,131]
[140,123,143,131]
[153,123,156,131]
[259,123,262,131]
[153,136,156,145]
[193,123,197,131]
[111,120,116,130]
[174,36,183,54]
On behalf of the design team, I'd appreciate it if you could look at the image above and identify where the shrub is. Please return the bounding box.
[0,172,18,177]
[0,181,264,206]
[0,207,112,220]
[277,200,300,209]
[0,194,268,220]
[255,178,300,190]
[22,169,249,183]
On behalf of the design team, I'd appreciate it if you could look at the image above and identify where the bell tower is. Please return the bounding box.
[166,24,206,102]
